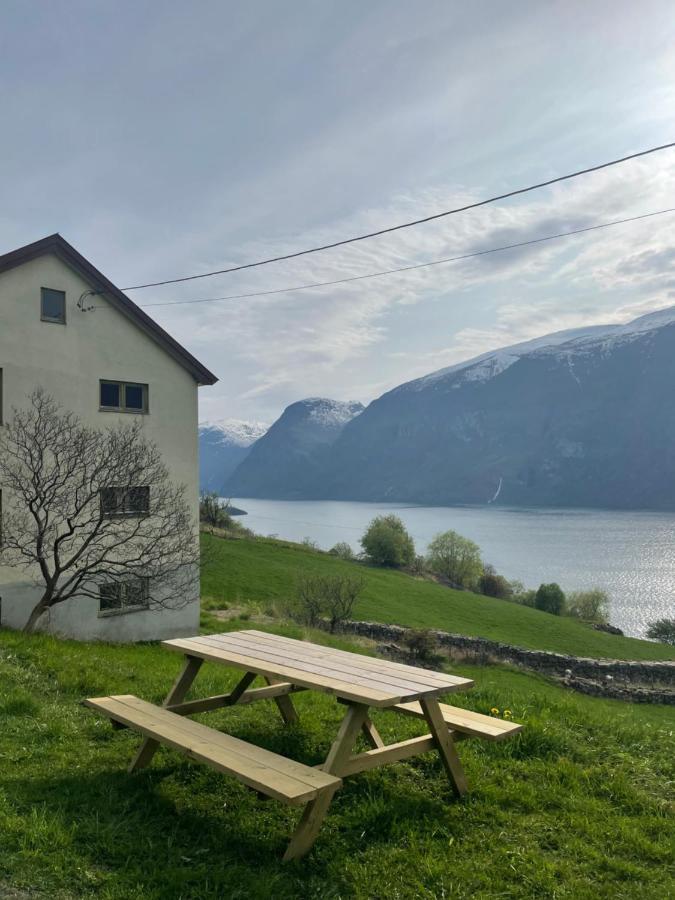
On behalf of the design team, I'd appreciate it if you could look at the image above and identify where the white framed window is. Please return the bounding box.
[99,578,150,616]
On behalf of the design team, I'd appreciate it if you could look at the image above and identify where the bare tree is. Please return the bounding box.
[0,389,199,633]
[294,573,365,632]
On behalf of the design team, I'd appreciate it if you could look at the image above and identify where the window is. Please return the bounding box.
[99,578,150,615]
[99,380,148,413]
[41,288,66,324]
[100,486,150,517]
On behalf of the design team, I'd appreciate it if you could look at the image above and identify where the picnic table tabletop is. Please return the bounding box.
[163,629,474,706]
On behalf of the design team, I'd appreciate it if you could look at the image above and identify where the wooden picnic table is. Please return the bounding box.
[88,630,520,859]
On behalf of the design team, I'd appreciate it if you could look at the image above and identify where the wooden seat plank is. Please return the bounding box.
[393,700,523,741]
[86,695,341,803]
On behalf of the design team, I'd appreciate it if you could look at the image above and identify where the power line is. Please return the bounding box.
[121,141,675,291]
[113,207,675,310]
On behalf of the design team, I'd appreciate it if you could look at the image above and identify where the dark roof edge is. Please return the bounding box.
[0,234,218,386]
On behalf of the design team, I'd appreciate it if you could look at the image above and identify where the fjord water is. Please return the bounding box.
[229,497,675,639]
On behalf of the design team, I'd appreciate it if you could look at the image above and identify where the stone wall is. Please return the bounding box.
[323,618,675,689]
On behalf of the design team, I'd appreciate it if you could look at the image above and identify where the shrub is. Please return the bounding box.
[360,515,415,568]
[293,574,365,632]
[301,536,320,551]
[402,629,443,666]
[646,618,675,645]
[426,530,483,589]
[479,566,513,599]
[199,492,233,529]
[328,542,355,560]
[567,589,609,623]
[534,583,566,616]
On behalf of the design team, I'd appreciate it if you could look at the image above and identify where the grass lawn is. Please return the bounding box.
[0,617,673,899]
[201,533,675,661]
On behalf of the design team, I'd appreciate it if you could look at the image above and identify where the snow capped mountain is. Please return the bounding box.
[224,398,364,499]
[224,304,675,509]
[199,418,268,448]
[199,419,269,493]
[401,305,675,392]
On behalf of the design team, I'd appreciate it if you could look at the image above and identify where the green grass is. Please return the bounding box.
[201,534,675,660]
[1,622,674,899]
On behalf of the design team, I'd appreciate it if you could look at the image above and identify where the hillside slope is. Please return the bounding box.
[200,533,675,660]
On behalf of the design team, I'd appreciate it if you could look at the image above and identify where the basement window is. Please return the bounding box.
[99,578,150,615]
[41,288,66,324]
[100,486,150,517]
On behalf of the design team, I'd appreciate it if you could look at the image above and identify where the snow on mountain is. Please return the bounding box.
[199,418,268,447]
[402,306,675,392]
[300,398,365,428]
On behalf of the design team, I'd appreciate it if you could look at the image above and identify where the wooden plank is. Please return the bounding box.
[216,630,462,694]
[129,655,203,772]
[243,630,473,691]
[265,676,299,725]
[361,717,385,749]
[190,633,438,698]
[284,702,369,862]
[339,735,437,776]
[164,637,400,706]
[393,701,523,741]
[167,683,306,716]
[86,695,340,802]
[420,696,468,797]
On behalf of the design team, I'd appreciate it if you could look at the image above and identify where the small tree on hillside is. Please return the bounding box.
[427,530,483,589]
[646,618,675,646]
[294,573,365,632]
[534,583,566,616]
[567,589,609,624]
[0,389,199,633]
[360,515,415,568]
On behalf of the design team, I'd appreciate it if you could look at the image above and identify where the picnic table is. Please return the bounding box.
[87,629,521,860]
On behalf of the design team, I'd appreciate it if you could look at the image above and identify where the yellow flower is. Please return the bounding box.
[490,707,499,716]
[503,709,512,719]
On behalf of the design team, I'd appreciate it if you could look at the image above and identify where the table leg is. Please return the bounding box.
[128,655,203,773]
[419,696,468,797]
[265,676,299,725]
[361,716,385,749]
[283,702,369,861]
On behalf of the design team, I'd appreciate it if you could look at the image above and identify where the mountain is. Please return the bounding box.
[224,398,364,499]
[199,419,268,493]
[226,306,675,509]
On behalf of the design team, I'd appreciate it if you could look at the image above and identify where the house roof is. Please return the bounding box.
[0,234,218,386]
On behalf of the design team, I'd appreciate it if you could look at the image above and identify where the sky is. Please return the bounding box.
[2,1,675,426]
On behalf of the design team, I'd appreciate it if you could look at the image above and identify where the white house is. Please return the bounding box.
[0,234,217,640]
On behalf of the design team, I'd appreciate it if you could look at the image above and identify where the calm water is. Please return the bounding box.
[229,497,675,638]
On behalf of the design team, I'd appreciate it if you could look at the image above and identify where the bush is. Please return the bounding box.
[646,618,675,645]
[426,530,483,589]
[360,515,415,568]
[292,574,365,632]
[402,629,443,666]
[479,566,513,599]
[199,492,233,529]
[328,542,355,560]
[567,589,609,624]
[535,583,566,616]
[301,536,320,551]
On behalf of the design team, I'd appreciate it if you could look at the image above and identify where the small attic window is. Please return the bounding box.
[41,288,66,324]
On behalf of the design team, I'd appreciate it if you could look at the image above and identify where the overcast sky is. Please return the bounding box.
[2,1,675,425]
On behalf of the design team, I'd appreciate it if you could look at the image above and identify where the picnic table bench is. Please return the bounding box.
[87,629,522,860]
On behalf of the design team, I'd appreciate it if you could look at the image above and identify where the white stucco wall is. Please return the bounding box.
[0,252,203,640]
